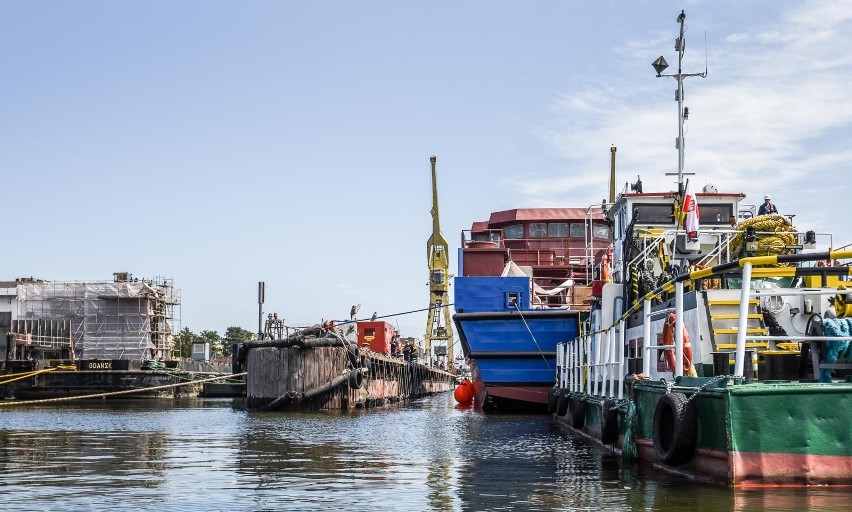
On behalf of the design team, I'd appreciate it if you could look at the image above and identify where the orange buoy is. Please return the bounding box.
[454,379,474,405]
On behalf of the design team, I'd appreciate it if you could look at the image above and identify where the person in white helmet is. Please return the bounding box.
[758,195,778,215]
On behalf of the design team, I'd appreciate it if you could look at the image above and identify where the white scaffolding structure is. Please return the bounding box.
[12,275,180,361]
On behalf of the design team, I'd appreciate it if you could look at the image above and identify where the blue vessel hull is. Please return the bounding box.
[454,276,580,411]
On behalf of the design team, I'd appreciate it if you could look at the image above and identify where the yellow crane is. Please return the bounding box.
[425,155,454,369]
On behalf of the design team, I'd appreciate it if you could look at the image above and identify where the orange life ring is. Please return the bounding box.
[662,313,694,374]
[601,246,613,283]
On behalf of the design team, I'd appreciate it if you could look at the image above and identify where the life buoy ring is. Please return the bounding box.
[600,398,619,445]
[568,394,586,429]
[662,313,696,376]
[652,392,698,465]
[601,246,613,283]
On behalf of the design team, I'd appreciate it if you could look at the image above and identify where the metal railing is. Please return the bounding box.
[556,248,852,399]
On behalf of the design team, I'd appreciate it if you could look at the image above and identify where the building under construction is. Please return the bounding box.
[1,272,180,362]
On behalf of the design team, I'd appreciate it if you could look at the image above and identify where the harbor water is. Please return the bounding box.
[0,394,848,511]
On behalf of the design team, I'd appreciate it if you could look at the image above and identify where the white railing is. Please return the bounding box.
[556,250,852,399]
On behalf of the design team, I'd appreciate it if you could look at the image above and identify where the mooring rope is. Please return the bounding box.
[0,365,79,386]
[513,303,551,370]
[0,372,247,407]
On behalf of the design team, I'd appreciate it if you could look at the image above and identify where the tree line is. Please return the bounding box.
[172,326,254,358]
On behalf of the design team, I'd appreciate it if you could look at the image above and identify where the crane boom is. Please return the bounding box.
[425,155,454,369]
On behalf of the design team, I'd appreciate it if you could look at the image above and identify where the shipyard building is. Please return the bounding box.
[1,272,179,361]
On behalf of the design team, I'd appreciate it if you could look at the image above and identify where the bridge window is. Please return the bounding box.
[548,223,569,237]
[699,204,735,225]
[569,223,585,237]
[504,224,524,239]
[634,204,675,224]
[529,223,547,238]
[593,224,611,239]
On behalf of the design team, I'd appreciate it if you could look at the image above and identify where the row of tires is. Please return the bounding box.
[548,388,698,466]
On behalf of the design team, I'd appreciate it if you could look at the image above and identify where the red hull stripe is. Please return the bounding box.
[486,385,550,404]
[733,451,852,487]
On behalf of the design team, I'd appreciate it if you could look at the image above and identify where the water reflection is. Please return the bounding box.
[0,396,849,511]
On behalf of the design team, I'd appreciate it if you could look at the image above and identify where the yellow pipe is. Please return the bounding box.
[740,255,778,267]
[750,267,797,277]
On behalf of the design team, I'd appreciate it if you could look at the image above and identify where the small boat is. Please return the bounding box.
[551,10,852,486]
[453,207,610,411]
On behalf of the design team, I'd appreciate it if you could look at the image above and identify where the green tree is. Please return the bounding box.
[173,327,197,358]
[199,329,223,357]
[223,326,254,357]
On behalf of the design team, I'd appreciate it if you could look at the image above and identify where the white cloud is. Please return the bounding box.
[532,1,852,239]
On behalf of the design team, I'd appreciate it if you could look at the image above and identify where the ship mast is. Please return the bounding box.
[652,10,707,195]
[425,155,454,370]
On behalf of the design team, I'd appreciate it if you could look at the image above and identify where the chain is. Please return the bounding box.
[683,374,734,405]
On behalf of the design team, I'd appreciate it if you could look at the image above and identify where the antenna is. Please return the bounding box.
[651,10,707,195]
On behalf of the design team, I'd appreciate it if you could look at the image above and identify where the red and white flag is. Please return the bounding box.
[683,181,700,238]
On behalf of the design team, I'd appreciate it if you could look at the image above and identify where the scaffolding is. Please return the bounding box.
[10,274,180,361]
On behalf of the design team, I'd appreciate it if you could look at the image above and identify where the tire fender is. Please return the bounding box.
[348,368,363,390]
[652,392,698,465]
[556,392,570,417]
[569,394,586,429]
[600,399,619,445]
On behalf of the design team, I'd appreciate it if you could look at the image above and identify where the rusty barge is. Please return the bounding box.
[238,321,454,411]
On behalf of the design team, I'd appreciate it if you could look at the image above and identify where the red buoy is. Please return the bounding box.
[454,379,474,405]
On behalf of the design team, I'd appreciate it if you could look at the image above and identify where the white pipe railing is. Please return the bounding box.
[675,281,684,378]
[734,262,753,377]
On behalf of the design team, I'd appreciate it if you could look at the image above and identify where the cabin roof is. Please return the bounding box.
[617,192,746,199]
[486,207,603,225]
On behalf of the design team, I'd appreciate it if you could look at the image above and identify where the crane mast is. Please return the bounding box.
[425,155,454,370]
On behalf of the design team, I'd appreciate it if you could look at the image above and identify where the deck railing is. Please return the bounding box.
[556,248,852,399]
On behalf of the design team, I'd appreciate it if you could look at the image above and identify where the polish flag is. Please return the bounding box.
[683,181,700,238]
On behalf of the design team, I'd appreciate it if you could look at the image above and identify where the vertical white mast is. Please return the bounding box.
[652,10,707,195]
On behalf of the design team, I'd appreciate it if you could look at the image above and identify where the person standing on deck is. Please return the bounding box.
[758,195,778,215]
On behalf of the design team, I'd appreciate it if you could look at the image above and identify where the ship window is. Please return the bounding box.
[548,223,569,237]
[472,233,489,242]
[504,224,524,239]
[507,292,518,307]
[593,224,611,239]
[529,223,547,238]
[569,223,585,238]
[699,204,735,225]
[634,204,675,224]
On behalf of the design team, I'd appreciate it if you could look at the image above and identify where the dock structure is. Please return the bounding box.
[241,325,455,411]
[1,272,179,361]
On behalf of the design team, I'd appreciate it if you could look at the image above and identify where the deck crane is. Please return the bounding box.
[425,155,454,369]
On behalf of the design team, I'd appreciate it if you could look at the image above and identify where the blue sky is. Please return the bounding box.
[3,1,852,345]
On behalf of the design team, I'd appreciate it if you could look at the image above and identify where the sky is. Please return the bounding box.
[3,1,852,347]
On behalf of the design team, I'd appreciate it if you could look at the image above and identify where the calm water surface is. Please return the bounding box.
[0,394,848,511]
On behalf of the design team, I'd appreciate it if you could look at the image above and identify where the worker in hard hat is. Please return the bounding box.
[757,194,778,216]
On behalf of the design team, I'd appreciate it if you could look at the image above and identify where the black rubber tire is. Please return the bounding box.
[556,393,570,416]
[348,368,363,390]
[547,387,559,414]
[652,392,698,466]
[600,399,619,445]
[569,395,586,429]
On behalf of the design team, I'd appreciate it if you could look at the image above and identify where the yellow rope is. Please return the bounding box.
[729,214,797,260]
[0,366,75,386]
[0,372,247,407]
